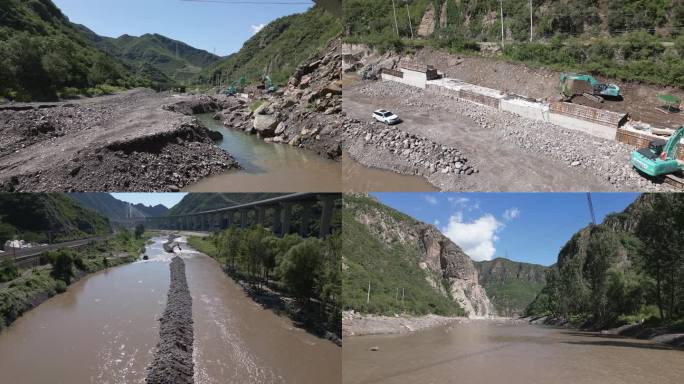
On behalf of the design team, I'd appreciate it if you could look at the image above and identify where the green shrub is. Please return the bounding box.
[54,280,67,293]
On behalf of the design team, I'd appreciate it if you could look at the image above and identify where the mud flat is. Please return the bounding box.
[0,89,237,191]
[146,256,194,384]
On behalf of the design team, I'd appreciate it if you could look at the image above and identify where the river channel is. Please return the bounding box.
[186,114,341,192]
[343,320,683,384]
[0,236,340,383]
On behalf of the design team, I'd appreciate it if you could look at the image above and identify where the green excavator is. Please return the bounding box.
[263,75,277,93]
[559,73,621,102]
[630,126,684,177]
[223,76,246,96]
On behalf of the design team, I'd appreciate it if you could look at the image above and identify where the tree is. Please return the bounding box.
[134,224,145,239]
[278,238,323,301]
[585,231,619,324]
[636,194,683,320]
[50,249,74,284]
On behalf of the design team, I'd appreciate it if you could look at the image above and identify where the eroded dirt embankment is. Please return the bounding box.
[0,89,238,192]
[146,256,194,384]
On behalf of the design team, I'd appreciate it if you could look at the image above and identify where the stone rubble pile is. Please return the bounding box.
[206,37,343,160]
[342,118,478,176]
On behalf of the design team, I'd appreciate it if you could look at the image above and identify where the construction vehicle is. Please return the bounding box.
[263,75,277,93]
[559,73,621,103]
[630,126,684,177]
[223,76,246,96]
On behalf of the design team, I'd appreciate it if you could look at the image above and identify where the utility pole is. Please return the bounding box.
[405,1,414,39]
[391,0,399,37]
[500,0,505,49]
[367,281,371,304]
[529,0,533,42]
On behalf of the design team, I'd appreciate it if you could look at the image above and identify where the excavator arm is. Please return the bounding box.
[664,126,684,160]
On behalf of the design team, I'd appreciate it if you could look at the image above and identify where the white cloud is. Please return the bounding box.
[503,207,521,221]
[251,23,265,35]
[423,194,439,205]
[434,219,440,226]
[442,213,503,261]
[447,196,479,211]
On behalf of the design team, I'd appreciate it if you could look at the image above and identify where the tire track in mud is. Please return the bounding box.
[146,256,194,384]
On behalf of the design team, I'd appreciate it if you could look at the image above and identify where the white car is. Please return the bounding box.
[372,109,401,125]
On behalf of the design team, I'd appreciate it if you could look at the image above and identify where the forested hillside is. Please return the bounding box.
[79,30,221,85]
[475,258,548,316]
[526,193,684,330]
[68,193,168,221]
[199,5,342,85]
[344,0,684,87]
[0,0,139,101]
[0,193,110,245]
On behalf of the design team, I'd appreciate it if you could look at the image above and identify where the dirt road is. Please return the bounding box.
[343,78,663,191]
[0,89,237,191]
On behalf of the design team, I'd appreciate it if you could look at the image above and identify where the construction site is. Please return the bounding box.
[342,45,684,192]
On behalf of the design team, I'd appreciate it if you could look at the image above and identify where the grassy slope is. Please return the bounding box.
[0,193,110,244]
[199,5,342,85]
[342,195,464,316]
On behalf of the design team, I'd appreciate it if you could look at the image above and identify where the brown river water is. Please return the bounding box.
[0,237,340,383]
[186,114,341,192]
[343,321,683,384]
[342,153,437,192]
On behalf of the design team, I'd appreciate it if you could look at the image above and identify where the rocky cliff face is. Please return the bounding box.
[475,258,547,286]
[475,258,548,316]
[210,36,342,160]
[350,194,493,317]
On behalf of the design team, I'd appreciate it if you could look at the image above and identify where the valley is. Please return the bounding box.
[0,0,343,192]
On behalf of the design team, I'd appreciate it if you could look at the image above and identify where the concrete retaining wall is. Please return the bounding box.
[549,112,618,140]
[500,97,548,121]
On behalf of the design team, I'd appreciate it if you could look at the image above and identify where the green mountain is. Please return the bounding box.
[0,193,110,245]
[167,193,286,216]
[68,193,168,221]
[342,194,493,317]
[199,5,342,85]
[78,30,221,84]
[526,193,684,328]
[0,0,136,101]
[475,258,548,316]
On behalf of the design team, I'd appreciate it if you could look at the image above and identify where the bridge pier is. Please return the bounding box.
[318,194,335,237]
[240,209,248,229]
[299,202,313,237]
[280,202,294,236]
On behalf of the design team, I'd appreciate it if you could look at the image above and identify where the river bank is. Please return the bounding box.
[0,235,145,331]
[343,310,528,337]
[188,235,342,346]
[525,315,684,348]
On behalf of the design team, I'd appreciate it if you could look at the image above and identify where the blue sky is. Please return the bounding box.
[53,0,313,56]
[372,192,640,266]
[110,193,187,208]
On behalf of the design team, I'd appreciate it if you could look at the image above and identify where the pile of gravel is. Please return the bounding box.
[146,256,194,384]
[356,81,668,191]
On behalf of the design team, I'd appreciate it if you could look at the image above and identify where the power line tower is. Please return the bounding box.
[586,192,596,225]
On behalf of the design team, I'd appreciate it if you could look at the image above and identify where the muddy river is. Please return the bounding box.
[342,153,437,192]
[343,321,683,384]
[0,237,340,383]
[186,114,341,192]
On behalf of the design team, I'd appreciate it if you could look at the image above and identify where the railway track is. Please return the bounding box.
[664,173,684,190]
[0,236,108,266]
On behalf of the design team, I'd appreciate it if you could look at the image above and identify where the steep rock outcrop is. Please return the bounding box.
[348,194,493,317]
[417,3,436,37]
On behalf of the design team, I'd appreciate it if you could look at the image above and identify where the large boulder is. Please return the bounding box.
[253,114,279,137]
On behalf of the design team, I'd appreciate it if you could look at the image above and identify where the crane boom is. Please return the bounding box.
[586,193,596,225]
